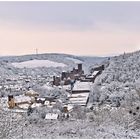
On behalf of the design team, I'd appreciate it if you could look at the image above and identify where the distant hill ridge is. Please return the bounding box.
[0,53,107,78]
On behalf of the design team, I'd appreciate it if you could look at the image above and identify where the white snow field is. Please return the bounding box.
[66,57,83,64]
[12,59,67,68]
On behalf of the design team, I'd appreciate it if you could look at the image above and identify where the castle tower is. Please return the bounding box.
[8,95,15,109]
[78,63,82,72]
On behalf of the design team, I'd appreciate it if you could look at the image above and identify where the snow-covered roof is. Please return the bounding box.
[37,98,46,101]
[70,93,89,98]
[69,92,89,106]
[73,81,92,91]
[67,104,74,112]
[25,90,39,95]
[44,101,50,105]
[14,95,31,103]
[45,113,59,120]
[17,104,30,109]
[31,103,42,108]
[92,70,100,76]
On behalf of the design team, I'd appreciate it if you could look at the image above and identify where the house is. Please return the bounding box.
[72,81,92,91]
[90,65,104,73]
[45,113,59,120]
[82,65,105,83]
[25,89,39,97]
[44,97,57,105]
[7,94,31,109]
[63,104,73,112]
[83,70,101,82]
[67,81,91,106]
[69,92,90,106]
[53,76,61,86]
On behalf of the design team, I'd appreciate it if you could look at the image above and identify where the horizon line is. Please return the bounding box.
[0,52,121,58]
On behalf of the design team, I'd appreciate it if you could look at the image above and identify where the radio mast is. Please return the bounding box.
[36,48,38,55]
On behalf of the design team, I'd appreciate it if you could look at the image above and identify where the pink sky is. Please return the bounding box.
[0,21,139,56]
[0,2,140,56]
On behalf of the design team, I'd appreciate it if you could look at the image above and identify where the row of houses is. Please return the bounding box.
[0,73,53,94]
[4,89,73,120]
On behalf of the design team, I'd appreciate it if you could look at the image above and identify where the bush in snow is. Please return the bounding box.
[70,106,86,120]
[89,84,101,103]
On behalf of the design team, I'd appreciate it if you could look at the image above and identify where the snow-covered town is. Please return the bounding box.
[1,1,140,139]
[0,61,104,117]
[0,54,108,138]
[0,51,140,138]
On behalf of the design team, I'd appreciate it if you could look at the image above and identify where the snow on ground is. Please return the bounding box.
[66,57,83,64]
[12,59,67,68]
[42,84,54,90]
[0,97,9,110]
[21,107,140,139]
[2,52,140,138]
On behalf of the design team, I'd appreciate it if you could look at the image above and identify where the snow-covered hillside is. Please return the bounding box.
[66,57,83,64]
[1,52,140,138]
[0,53,106,77]
[93,50,140,107]
[12,59,67,68]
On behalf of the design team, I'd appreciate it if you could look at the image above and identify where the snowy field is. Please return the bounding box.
[12,59,67,68]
